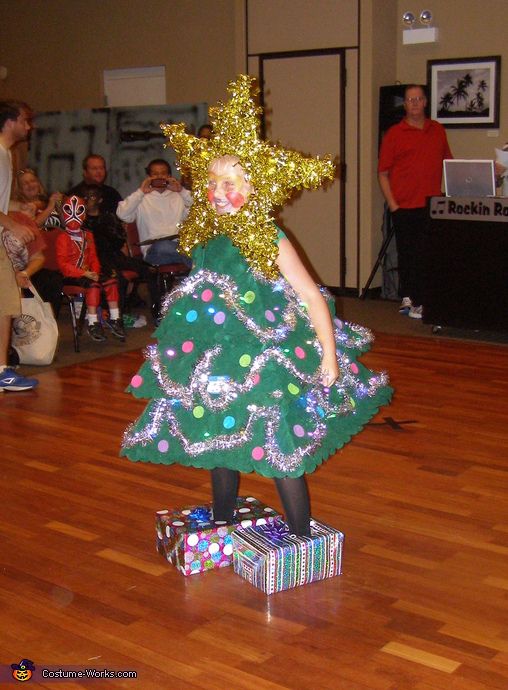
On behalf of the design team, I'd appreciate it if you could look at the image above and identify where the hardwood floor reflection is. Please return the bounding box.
[1,333,507,689]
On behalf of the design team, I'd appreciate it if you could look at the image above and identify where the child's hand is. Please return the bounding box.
[15,270,30,288]
[8,219,35,243]
[83,270,98,281]
[49,192,63,208]
[320,353,340,387]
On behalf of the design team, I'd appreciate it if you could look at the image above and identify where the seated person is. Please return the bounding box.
[116,159,192,320]
[116,159,192,267]
[55,195,125,343]
[83,185,152,312]
[69,154,122,215]
[197,123,212,140]
[15,168,63,228]
[5,204,63,316]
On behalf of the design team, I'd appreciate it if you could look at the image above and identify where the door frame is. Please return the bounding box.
[256,48,347,287]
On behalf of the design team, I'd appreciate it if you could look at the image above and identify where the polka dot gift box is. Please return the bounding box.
[155,496,282,576]
[232,518,344,594]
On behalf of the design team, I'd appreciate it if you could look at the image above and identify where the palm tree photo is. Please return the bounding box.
[436,67,491,118]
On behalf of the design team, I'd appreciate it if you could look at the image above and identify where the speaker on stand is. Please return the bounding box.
[360,84,409,300]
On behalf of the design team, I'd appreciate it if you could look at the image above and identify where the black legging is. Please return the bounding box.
[211,467,311,537]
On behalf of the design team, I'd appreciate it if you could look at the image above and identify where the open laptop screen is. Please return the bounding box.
[443,159,496,197]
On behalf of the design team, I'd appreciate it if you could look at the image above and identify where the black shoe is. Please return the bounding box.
[106,318,126,341]
[87,322,107,342]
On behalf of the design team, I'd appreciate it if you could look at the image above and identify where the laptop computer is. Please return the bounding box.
[443,159,496,197]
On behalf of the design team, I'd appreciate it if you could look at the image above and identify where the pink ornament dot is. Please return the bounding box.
[201,289,213,302]
[251,373,260,385]
[293,424,305,437]
[182,341,194,353]
[265,309,276,322]
[158,439,169,453]
[294,346,306,359]
[131,374,143,388]
[251,446,265,461]
[214,311,226,325]
[350,362,359,374]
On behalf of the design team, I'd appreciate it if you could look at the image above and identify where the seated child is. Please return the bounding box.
[83,185,152,311]
[55,195,126,342]
[16,168,63,228]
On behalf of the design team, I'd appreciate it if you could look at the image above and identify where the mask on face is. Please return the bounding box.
[62,195,86,233]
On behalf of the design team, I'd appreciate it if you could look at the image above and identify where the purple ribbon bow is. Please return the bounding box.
[260,521,290,544]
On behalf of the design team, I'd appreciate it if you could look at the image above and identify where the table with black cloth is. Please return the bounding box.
[423,196,508,332]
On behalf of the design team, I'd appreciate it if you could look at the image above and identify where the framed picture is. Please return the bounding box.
[427,56,501,128]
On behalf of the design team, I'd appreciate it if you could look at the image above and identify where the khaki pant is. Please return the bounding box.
[0,242,20,318]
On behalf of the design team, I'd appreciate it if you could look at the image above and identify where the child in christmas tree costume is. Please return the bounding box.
[122,76,392,536]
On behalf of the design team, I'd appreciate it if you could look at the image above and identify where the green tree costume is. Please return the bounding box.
[121,76,392,478]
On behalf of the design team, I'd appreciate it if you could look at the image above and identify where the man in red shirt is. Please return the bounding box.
[378,84,452,319]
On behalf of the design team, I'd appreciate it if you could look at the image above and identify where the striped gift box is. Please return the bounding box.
[232,519,344,594]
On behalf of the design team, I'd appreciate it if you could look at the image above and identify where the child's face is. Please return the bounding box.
[207,157,251,216]
[18,172,41,201]
[84,190,101,213]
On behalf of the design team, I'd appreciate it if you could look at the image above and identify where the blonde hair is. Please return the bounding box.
[208,155,252,193]
[15,168,47,203]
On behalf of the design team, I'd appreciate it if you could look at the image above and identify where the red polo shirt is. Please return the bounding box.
[378,118,452,208]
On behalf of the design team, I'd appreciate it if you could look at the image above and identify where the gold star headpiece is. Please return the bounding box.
[161,75,335,278]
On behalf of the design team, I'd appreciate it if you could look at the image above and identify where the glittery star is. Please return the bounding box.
[161,75,335,278]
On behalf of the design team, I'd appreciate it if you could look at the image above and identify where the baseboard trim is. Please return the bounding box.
[325,286,383,299]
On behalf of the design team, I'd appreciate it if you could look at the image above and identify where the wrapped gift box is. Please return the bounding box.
[232,519,344,594]
[155,496,281,576]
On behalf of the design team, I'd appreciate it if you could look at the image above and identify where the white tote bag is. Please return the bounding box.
[11,283,59,366]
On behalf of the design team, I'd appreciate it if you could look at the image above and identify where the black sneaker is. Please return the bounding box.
[106,318,126,341]
[87,322,107,342]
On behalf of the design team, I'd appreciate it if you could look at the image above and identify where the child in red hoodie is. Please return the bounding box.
[56,195,125,342]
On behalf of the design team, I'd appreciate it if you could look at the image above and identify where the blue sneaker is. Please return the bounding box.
[0,368,38,392]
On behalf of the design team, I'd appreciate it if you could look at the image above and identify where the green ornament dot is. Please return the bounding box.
[243,291,256,304]
[193,406,205,418]
[239,354,252,367]
[288,383,300,395]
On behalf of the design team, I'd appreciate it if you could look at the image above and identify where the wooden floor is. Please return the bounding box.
[1,332,507,690]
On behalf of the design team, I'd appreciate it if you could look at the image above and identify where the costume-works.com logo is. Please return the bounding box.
[11,659,35,682]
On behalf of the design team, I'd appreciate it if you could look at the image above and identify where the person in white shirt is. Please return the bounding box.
[116,159,192,322]
[116,159,192,267]
[0,101,38,392]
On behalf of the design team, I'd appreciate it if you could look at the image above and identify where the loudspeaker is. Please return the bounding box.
[378,84,409,150]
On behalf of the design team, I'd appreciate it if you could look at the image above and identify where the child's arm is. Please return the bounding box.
[35,193,62,227]
[276,237,339,387]
[15,251,45,288]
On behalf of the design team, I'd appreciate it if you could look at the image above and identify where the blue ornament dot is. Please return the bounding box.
[223,416,235,429]
[186,310,198,323]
